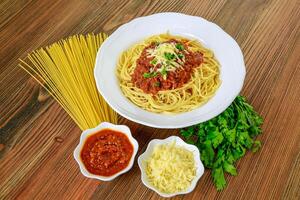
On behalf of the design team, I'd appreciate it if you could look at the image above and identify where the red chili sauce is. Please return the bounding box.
[131,39,203,94]
[80,129,134,176]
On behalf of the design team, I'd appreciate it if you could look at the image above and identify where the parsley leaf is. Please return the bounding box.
[223,161,237,176]
[178,53,184,59]
[150,58,157,65]
[160,67,167,76]
[199,140,215,168]
[212,167,226,190]
[180,127,194,138]
[175,43,184,50]
[164,52,175,60]
[206,128,223,148]
[143,72,157,78]
[251,140,262,153]
[154,82,160,87]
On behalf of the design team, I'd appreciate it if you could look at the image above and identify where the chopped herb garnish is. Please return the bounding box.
[175,43,184,51]
[160,67,167,76]
[143,72,157,78]
[154,82,160,87]
[164,52,175,60]
[178,53,184,59]
[150,58,157,65]
[160,67,168,80]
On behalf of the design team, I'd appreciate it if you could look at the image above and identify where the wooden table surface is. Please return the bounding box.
[0,0,299,199]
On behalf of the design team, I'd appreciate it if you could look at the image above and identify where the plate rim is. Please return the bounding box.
[94,12,246,129]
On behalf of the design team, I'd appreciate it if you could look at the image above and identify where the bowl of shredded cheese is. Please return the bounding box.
[138,136,204,197]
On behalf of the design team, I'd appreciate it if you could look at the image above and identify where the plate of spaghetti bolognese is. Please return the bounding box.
[94,12,245,128]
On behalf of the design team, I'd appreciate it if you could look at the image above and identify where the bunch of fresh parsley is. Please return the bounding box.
[180,96,263,190]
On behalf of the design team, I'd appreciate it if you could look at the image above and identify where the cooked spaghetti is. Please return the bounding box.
[117,33,221,113]
[19,33,118,130]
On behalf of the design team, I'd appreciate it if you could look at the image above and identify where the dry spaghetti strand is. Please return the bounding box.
[19,33,118,130]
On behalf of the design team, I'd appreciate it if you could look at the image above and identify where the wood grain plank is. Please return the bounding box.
[0,0,33,29]
[0,0,103,153]
[283,152,300,199]
[0,0,300,199]
[0,103,76,198]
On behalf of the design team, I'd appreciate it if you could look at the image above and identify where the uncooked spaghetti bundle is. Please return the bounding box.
[19,33,118,130]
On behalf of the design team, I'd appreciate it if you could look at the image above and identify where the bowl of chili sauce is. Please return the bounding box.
[74,122,139,181]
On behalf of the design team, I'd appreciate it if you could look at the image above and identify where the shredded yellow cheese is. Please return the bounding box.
[145,141,196,194]
[146,42,184,73]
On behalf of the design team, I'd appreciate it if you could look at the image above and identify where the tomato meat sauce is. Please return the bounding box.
[131,40,203,95]
[80,129,134,176]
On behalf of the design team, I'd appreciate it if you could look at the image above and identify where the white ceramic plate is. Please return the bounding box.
[95,12,245,128]
[137,136,204,198]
